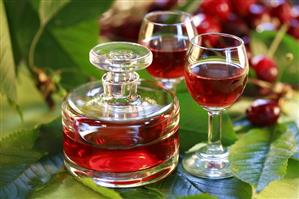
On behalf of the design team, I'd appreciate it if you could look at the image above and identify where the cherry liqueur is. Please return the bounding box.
[62,42,180,187]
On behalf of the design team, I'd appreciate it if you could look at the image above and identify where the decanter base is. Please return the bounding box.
[64,153,178,188]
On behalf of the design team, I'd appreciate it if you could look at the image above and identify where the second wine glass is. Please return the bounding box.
[183,33,249,179]
[139,11,197,91]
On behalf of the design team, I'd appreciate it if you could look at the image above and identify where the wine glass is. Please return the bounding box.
[139,11,197,91]
[183,33,249,179]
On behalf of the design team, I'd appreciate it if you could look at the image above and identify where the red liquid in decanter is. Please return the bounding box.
[63,111,179,173]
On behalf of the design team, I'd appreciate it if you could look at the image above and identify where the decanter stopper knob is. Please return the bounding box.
[89,42,153,72]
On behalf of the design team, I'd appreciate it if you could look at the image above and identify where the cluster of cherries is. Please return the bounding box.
[193,0,297,82]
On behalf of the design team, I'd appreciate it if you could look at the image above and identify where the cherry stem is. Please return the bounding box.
[248,78,272,89]
[248,78,293,101]
[267,24,288,59]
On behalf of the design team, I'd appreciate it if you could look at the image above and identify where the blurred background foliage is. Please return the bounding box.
[1,0,299,199]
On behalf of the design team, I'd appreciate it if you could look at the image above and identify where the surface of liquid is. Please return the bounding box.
[142,36,189,78]
[185,61,247,108]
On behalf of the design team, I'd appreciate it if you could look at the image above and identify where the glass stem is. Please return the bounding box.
[207,110,224,154]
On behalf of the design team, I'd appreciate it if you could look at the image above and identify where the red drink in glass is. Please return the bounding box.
[142,36,188,79]
[185,61,247,108]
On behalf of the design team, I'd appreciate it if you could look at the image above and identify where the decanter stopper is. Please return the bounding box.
[89,42,153,105]
[89,42,152,72]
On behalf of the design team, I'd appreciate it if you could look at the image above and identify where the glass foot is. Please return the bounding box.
[182,144,233,179]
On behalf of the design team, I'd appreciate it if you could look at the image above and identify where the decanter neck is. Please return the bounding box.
[101,71,140,105]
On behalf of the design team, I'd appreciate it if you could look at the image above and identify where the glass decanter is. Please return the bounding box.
[62,42,180,188]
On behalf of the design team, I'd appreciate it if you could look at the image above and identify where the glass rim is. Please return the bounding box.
[190,33,245,51]
[144,10,192,26]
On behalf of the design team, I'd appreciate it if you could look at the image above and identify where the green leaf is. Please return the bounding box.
[285,122,299,161]
[177,193,217,199]
[0,129,43,167]
[0,65,59,138]
[49,19,102,77]
[30,174,119,199]
[32,0,114,88]
[0,118,63,199]
[178,92,237,152]
[250,32,268,56]
[0,126,63,199]
[34,118,63,155]
[38,0,70,25]
[47,0,114,27]
[229,124,297,192]
[250,31,299,84]
[4,0,113,92]
[0,155,63,199]
[0,0,16,101]
[3,0,40,65]
[79,178,122,199]
[176,0,202,13]
[280,91,299,123]
[118,187,164,199]
[149,164,252,199]
[257,159,299,199]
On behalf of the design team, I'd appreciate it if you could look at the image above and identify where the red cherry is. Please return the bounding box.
[246,99,280,126]
[231,0,257,17]
[192,13,221,46]
[269,0,292,24]
[246,3,271,28]
[148,0,178,11]
[251,55,278,83]
[291,5,299,20]
[222,14,249,37]
[288,19,299,39]
[200,0,232,21]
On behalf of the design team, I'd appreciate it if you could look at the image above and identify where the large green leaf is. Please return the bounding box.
[229,124,297,192]
[257,159,299,199]
[3,0,40,74]
[49,19,102,78]
[30,174,120,199]
[0,155,63,199]
[0,0,16,101]
[78,178,123,199]
[118,187,164,199]
[35,0,113,77]
[0,118,63,199]
[286,122,299,161]
[0,65,59,137]
[0,129,43,174]
[177,193,217,199]
[38,0,70,25]
[47,0,113,27]
[31,0,114,89]
[280,91,299,123]
[4,0,113,92]
[0,123,63,199]
[250,31,299,84]
[149,163,252,199]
